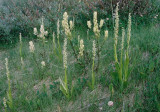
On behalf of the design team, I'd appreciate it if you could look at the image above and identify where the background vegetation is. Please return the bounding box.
[0,0,159,44]
[0,0,160,112]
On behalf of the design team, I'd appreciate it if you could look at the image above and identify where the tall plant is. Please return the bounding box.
[113,3,132,90]
[5,58,13,110]
[59,38,74,99]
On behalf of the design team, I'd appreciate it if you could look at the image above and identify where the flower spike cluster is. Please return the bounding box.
[93,12,100,38]
[33,18,48,40]
[79,39,84,57]
[62,12,72,38]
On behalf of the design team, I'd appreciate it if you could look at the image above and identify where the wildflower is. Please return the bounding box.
[19,33,23,57]
[114,3,119,46]
[62,12,71,38]
[127,13,131,49]
[92,40,96,60]
[5,58,10,80]
[53,32,56,46]
[19,33,22,43]
[3,97,7,108]
[114,3,119,62]
[99,107,103,110]
[41,61,45,68]
[38,18,48,39]
[57,19,60,39]
[63,38,67,68]
[79,39,84,57]
[34,28,38,35]
[104,30,108,40]
[29,41,35,53]
[108,101,113,106]
[5,58,13,109]
[99,19,104,28]
[87,21,92,29]
[93,12,100,38]
[69,20,74,30]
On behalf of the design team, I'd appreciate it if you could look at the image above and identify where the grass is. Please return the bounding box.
[0,18,160,112]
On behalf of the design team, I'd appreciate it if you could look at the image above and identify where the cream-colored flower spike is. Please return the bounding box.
[63,38,68,68]
[5,58,10,80]
[92,40,96,60]
[57,19,60,39]
[3,97,7,108]
[29,41,35,53]
[69,21,74,30]
[34,28,38,35]
[41,61,46,68]
[19,33,22,43]
[62,12,71,38]
[79,39,84,57]
[114,3,119,46]
[87,21,92,29]
[127,13,131,48]
[38,18,48,39]
[93,11,100,38]
[104,30,108,40]
[99,19,104,28]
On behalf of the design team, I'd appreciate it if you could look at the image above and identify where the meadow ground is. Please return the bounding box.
[0,22,160,112]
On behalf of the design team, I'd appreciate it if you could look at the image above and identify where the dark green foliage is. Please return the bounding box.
[0,0,159,44]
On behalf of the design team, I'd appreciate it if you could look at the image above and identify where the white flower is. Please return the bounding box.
[29,41,35,53]
[62,12,71,38]
[3,97,7,108]
[104,30,108,40]
[108,101,113,106]
[93,11,100,38]
[69,20,74,30]
[87,21,92,29]
[34,28,38,35]
[99,19,104,28]
[41,61,45,68]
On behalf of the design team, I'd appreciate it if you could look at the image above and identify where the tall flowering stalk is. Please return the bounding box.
[89,40,96,90]
[124,13,131,82]
[33,18,48,58]
[93,11,105,72]
[57,19,62,61]
[5,58,13,110]
[19,33,24,66]
[62,12,78,60]
[59,38,74,99]
[113,10,132,90]
[114,3,119,63]
[93,12,100,38]
[29,41,41,78]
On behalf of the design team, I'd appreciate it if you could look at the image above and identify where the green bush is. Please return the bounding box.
[0,0,159,44]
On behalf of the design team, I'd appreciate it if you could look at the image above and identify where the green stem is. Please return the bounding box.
[92,58,95,89]
[96,39,100,72]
